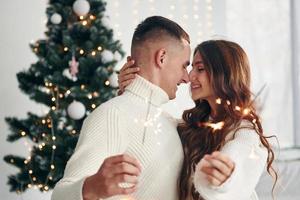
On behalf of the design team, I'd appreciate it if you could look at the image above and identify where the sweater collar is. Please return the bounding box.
[125,75,170,106]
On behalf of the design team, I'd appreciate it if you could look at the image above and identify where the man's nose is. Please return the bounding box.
[182,70,190,83]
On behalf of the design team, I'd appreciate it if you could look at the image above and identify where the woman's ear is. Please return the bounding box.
[154,48,167,69]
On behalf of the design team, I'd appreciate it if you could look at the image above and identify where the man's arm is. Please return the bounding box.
[51,104,141,200]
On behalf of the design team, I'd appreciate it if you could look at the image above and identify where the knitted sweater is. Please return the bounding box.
[193,121,268,200]
[51,75,184,200]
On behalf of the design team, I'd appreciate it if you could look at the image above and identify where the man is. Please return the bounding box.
[52,16,232,200]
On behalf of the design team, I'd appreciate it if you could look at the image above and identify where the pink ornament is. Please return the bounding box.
[69,56,79,77]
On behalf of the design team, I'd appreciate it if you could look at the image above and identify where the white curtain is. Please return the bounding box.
[225,0,293,147]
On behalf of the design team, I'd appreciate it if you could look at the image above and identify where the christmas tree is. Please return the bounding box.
[3,0,124,194]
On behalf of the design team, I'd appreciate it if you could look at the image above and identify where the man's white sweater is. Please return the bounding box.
[51,75,184,200]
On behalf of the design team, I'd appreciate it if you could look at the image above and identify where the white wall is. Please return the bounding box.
[0,1,51,199]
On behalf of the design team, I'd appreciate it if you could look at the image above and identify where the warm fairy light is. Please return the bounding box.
[39,144,43,149]
[79,16,84,20]
[216,98,222,104]
[80,49,84,54]
[32,177,37,181]
[51,97,56,101]
[89,15,96,20]
[235,106,241,111]
[243,108,251,115]
[82,20,88,26]
[87,94,93,99]
[202,121,225,132]
[38,184,43,188]
[51,164,55,170]
[42,119,46,124]
[34,48,38,52]
[91,104,96,109]
[42,142,46,146]
[105,80,110,86]
[52,145,56,150]
[72,130,76,134]
[24,160,28,164]
[48,83,53,87]
[47,118,51,123]
[93,91,99,97]
[49,176,53,180]
[28,184,32,188]
[52,136,56,141]
[44,186,49,191]
[51,106,56,110]
[226,100,231,105]
[21,131,26,136]
[10,159,14,163]
[64,47,68,52]
[91,51,96,56]
[29,170,33,174]
[81,84,85,89]
[97,46,102,51]
[252,119,257,123]
[66,90,71,95]
[45,82,49,87]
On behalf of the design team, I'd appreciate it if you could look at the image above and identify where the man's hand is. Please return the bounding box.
[198,151,235,186]
[83,154,142,200]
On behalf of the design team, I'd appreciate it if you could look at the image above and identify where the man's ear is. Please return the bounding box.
[154,48,167,69]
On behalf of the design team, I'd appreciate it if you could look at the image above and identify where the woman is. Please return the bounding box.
[118,40,277,200]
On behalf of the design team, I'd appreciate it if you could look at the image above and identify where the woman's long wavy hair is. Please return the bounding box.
[178,40,277,200]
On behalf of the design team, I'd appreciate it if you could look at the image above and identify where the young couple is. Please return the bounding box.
[52,16,277,200]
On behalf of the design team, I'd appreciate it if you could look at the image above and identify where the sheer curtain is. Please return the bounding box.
[225,0,293,147]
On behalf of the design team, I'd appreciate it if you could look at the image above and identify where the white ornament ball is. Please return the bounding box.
[67,101,86,120]
[108,72,119,88]
[101,17,111,28]
[73,0,90,16]
[101,50,114,63]
[50,13,62,24]
[114,51,122,61]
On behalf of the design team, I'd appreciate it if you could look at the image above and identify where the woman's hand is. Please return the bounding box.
[117,57,140,95]
[198,151,235,186]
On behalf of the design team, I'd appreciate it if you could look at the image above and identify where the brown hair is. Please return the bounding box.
[178,40,277,200]
[131,15,190,55]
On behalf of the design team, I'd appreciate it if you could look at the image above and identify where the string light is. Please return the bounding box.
[80,84,85,89]
[79,49,84,55]
[91,104,96,109]
[51,97,56,102]
[91,51,96,56]
[87,94,93,99]
[82,20,88,26]
[79,16,84,20]
[105,80,110,86]
[21,131,26,136]
[50,164,55,170]
[64,47,68,52]
[216,98,222,104]
[29,170,33,174]
[66,90,71,95]
[97,46,102,51]
[52,145,56,150]
[89,15,96,20]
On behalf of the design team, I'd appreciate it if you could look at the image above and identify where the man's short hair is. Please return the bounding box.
[131,16,190,52]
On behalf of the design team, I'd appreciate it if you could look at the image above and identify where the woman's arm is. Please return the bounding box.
[193,128,268,200]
